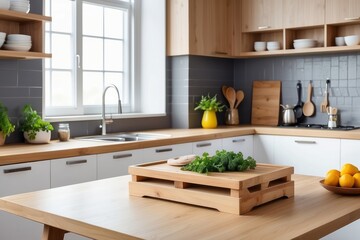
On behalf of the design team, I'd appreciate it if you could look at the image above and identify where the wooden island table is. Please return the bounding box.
[0,174,360,240]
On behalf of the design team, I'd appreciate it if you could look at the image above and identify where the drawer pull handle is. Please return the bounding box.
[4,166,31,174]
[113,153,133,159]
[196,143,212,148]
[258,26,270,30]
[155,148,173,153]
[66,160,87,165]
[344,17,360,21]
[294,140,316,144]
[232,138,246,143]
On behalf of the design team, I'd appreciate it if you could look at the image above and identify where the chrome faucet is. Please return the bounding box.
[101,84,122,135]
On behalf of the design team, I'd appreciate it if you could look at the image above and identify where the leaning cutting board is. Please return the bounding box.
[251,80,281,126]
[129,160,294,215]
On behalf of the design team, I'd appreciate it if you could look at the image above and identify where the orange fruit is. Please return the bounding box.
[340,163,359,176]
[354,173,360,188]
[324,172,339,186]
[339,174,355,188]
[326,169,340,178]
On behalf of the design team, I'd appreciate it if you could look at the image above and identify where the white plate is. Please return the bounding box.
[3,44,31,51]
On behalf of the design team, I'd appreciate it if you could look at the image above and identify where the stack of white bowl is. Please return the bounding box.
[0,0,10,10]
[3,34,31,51]
[0,32,6,48]
[9,0,29,13]
[344,35,360,46]
[293,39,317,49]
[254,41,266,51]
[267,41,281,51]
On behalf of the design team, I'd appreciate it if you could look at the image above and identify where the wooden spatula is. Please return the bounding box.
[235,90,244,109]
[320,79,330,112]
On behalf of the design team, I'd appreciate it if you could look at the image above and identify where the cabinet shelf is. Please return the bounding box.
[0,50,51,59]
[0,8,51,59]
[238,45,360,58]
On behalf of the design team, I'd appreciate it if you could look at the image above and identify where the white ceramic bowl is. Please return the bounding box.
[0,0,10,9]
[7,34,31,41]
[293,39,317,49]
[254,41,266,51]
[267,41,280,51]
[344,35,360,46]
[3,43,31,51]
[0,32,6,39]
[335,37,345,46]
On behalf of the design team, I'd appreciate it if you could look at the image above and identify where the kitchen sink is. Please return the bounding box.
[76,132,171,142]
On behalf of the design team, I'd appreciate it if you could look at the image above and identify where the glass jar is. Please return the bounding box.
[58,123,70,141]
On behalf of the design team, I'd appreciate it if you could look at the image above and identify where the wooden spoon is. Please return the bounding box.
[303,82,315,117]
[234,90,244,109]
[226,87,236,109]
[222,85,228,97]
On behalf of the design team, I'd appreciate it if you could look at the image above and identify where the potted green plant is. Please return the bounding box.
[19,104,54,144]
[194,94,225,129]
[0,102,15,145]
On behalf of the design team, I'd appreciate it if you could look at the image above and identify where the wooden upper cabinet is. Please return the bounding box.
[283,0,325,28]
[167,0,240,57]
[189,0,233,56]
[242,0,283,32]
[326,0,360,24]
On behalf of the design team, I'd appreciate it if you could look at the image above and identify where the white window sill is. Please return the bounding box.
[45,113,167,123]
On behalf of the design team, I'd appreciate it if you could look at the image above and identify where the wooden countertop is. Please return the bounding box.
[1,174,360,240]
[2,125,360,166]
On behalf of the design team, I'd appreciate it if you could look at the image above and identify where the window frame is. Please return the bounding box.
[44,0,133,117]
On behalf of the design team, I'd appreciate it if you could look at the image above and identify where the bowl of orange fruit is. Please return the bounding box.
[320,163,360,195]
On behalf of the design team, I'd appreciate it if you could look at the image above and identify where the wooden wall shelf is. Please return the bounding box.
[0,8,51,59]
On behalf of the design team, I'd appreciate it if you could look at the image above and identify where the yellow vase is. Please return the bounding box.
[201,110,217,129]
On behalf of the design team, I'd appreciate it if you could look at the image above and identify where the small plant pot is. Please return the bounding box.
[201,110,218,129]
[0,132,5,146]
[24,130,51,144]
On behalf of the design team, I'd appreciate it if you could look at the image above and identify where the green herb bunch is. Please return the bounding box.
[181,150,256,174]
[194,94,225,112]
[19,104,54,140]
[0,102,15,137]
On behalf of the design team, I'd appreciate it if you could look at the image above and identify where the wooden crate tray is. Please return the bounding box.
[128,160,294,215]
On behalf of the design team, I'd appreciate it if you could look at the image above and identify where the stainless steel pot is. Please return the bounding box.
[280,104,296,125]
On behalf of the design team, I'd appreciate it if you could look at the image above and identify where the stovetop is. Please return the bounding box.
[279,123,360,131]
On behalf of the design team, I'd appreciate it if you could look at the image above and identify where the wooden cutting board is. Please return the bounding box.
[251,80,281,126]
[129,160,294,215]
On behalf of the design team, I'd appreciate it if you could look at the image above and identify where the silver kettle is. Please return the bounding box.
[280,104,296,125]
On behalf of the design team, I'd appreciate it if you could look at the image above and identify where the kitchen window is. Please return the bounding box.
[44,0,166,119]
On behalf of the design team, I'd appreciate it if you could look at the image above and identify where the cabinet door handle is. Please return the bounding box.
[294,140,316,144]
[113,153,133,159]
[196,143,212,148]
[66,159,87,165]
[4,166,31,174]
[155,148,173,153]
[232,138,246,143]
[345,17,360,21]
[258,26,270,30]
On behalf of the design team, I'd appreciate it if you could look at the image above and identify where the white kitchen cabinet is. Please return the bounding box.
[253,135,275,163]
[97,143,193,179]
[97,149,144,179]
[222,135,254,158]
[321,140,360,240]
[273,136,340,176]
[0,161,50,240]
[50,155,97,240]
[140,143,193,163]
[192,139,223,156]
[50,155,97,188]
